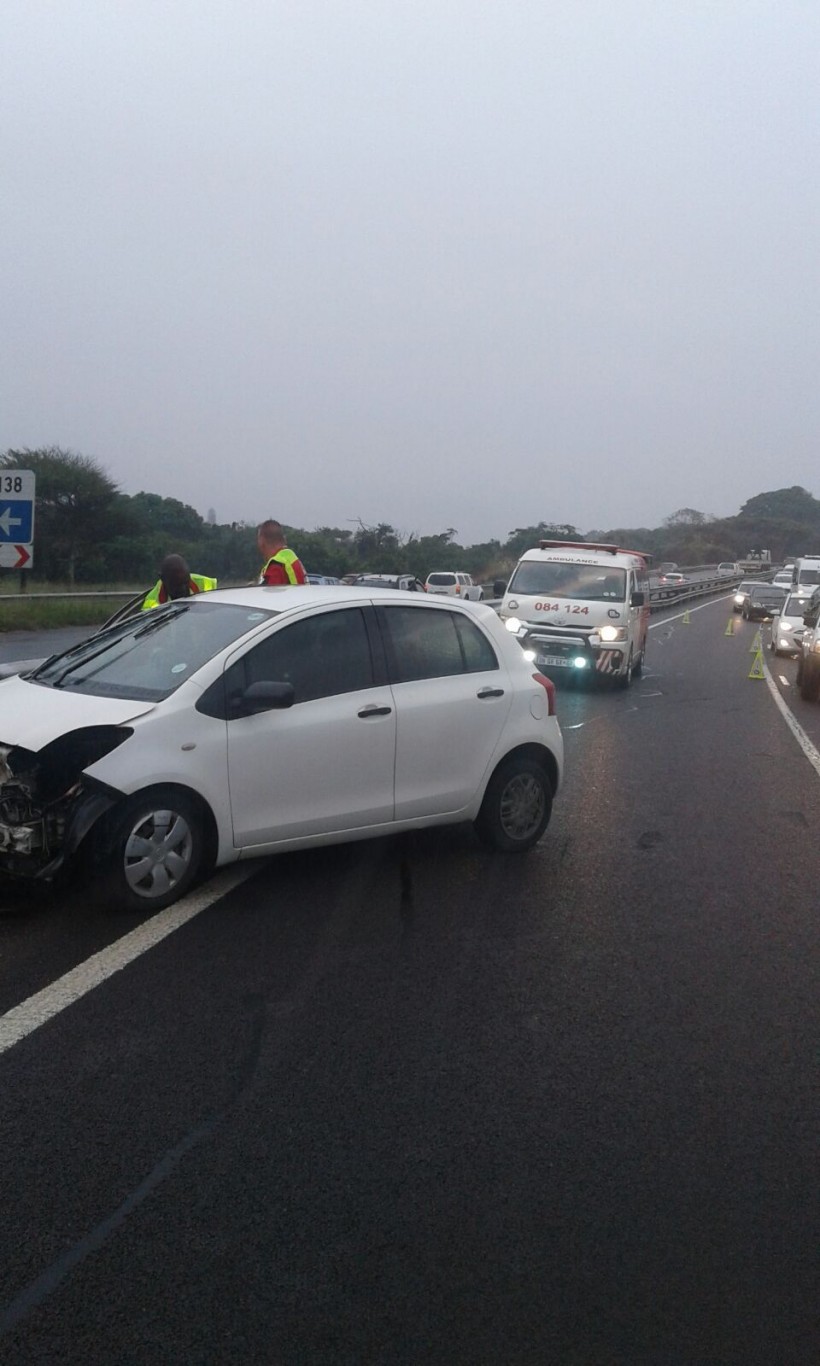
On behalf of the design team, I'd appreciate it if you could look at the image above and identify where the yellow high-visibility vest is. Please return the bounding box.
[259,549,303,585]
[141,573,217,610]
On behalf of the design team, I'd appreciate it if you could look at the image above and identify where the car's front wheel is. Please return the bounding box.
[475,757,553,852]
[614,648,634,688]
[104,787,206,911]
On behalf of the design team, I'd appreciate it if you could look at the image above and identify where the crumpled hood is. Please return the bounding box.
[0,674,155,751]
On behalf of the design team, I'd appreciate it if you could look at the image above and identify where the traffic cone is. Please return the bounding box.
[683,609,690,624]
[725,617,734,636]
[748,651,765,680]
[750,630,762,653]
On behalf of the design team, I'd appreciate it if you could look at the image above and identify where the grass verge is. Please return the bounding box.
[0,587,144,632]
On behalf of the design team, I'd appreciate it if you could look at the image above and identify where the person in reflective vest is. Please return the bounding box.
[142,554,218,610]
[257,519,307,585]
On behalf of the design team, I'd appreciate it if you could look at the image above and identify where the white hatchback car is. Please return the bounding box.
[0,587,563,911]
[769,592,810,657]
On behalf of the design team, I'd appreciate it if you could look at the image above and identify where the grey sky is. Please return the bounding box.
[2,1,819,544]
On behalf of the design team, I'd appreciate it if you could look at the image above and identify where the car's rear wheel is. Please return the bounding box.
[800,665,820,703]
[104,787,206,911]
[475,757,553,852]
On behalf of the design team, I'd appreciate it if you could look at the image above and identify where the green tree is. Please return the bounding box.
[0,446,124,583]
[738,487,819,522]
[503,522,581,562]
[663,508,713,527]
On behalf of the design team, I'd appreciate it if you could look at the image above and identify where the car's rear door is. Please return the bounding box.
[375,603,512,819]
[224,606,396,846]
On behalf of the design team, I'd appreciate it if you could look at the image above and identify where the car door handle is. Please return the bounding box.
[476,687,505,699]
[358,704,393,718]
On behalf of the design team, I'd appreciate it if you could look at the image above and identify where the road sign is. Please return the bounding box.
[0,545,31,569]
[0,469,35,569]
[0,501,34,542]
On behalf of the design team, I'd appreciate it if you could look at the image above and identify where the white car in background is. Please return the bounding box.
[425,571,483,601]
[770,592,811,657]
[0,587,563,911]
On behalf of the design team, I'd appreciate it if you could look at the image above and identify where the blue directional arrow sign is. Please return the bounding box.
[0,501,34,543]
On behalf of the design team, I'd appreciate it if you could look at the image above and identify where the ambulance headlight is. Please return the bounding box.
[505,617,522,633]
[598,625,627,642]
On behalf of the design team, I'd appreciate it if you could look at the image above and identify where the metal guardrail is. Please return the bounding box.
[0,575,747,613]
[647,574,742,610]
[0,589,140,603]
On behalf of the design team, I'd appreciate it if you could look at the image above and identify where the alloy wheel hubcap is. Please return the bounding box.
[123,809,194,899]
[499,774,545,840]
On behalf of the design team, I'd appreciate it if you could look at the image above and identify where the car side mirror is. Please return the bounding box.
[631,591,645,606]
[494,580,507,598]
[239,680,296,714]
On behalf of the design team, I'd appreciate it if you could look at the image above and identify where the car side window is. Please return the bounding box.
[227,607,374,704]
[381,606,498,683]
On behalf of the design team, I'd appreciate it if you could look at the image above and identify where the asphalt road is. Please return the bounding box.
[0,594,818,1363]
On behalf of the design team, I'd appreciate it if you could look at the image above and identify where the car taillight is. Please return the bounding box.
[455,584,461,593]
[533,671,556,716]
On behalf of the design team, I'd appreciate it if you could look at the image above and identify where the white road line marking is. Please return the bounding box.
[779,675,789,687]
[649,595,733,629]
[0,865,256,1056]
[762,654,820,779]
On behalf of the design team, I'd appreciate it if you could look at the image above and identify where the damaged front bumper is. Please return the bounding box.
[0,729,129,882]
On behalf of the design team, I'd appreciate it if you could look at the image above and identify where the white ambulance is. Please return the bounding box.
[498,540,652,686]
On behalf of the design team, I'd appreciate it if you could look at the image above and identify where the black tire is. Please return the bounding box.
[800,665,820,703]
[475,757,553,852]
[104,787,206,911]
[614,648,634,689]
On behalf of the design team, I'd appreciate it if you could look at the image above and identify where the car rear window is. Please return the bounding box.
[427,574,456,586]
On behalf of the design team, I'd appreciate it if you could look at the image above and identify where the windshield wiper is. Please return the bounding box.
[133,603,189,638]
[45,637,133,689]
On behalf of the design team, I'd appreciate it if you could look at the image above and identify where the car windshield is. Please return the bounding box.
[29,600,277,701]
[796,569,820,586]
[784,596,808,616]
[508,563,627,601]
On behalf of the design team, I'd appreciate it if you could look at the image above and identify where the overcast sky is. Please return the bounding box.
[2,1,819,544]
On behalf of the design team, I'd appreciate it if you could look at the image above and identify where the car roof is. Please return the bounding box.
[180,584,471,613]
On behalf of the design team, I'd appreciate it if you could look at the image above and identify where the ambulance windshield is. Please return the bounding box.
[509,563,627,602]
